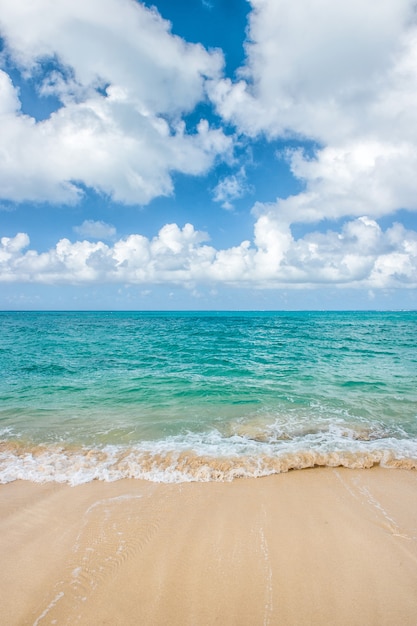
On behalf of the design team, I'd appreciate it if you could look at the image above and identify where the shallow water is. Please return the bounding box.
[1,310,416,483]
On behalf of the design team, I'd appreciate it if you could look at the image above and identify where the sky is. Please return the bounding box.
[1,0,417,310]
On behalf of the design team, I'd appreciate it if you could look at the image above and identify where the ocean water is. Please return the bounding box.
[0,310,416,485]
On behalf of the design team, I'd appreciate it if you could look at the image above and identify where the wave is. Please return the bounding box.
[1,425,417,485]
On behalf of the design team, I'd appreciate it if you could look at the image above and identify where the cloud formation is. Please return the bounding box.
[0,0,231,205]
[211,0,415,141]
[210,0,417,223]
[1,0,417,300]
[1,218,416,289]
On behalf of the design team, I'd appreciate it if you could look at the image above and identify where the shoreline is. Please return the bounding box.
[1,468,417,625]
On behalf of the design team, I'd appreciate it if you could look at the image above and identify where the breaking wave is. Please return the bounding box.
[1,422,417,485]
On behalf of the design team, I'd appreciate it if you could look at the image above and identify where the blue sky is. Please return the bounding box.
[1,0,417,310]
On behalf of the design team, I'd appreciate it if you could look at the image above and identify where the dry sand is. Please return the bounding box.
[1,467,417,625]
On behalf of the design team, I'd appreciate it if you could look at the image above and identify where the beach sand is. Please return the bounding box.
[1,468,417,625]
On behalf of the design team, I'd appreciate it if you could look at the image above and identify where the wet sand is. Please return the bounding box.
[1,467,417,625]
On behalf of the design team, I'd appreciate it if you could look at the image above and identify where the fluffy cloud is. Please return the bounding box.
[255,139,417,224]
[2,218,416,288]
[209,0,417,223]
[1,0,417,300]
[211,0,416,142]
[0,0,231,204]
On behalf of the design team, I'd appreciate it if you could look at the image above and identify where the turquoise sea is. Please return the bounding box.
[0,311,416,484]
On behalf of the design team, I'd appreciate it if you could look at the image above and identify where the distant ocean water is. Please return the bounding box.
[0,311,416,485]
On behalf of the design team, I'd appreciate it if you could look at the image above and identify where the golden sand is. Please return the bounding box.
[1,468,417,625]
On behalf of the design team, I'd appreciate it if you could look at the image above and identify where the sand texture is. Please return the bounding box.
[1,468,417,625]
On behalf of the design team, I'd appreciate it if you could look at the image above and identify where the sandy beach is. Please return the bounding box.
[1,468,417,625]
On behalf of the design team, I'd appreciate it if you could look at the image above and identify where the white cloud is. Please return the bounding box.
[0,0,231,205]
[209,0,417,224]
[254,139,417,225]
[211,0,415,142]
[2,217,416,288]
[74,220,117,240]
[212,167,250,209]
[1,0,417,299]
[0,0,222,113]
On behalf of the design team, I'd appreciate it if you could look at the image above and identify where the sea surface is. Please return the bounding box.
[0,310,416,484]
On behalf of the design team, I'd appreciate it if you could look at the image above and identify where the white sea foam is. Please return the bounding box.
[1,426,417,485]
[33,591,65,626]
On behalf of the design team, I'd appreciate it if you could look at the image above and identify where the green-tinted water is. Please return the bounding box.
[1,311,416,483]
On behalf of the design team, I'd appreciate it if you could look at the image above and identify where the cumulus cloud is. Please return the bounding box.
[209,0,417,224]
[0,0,231,205]
[1,218,416,288]
[253,139,417,225]
[211,0,416,141]
[1,0,417,300]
